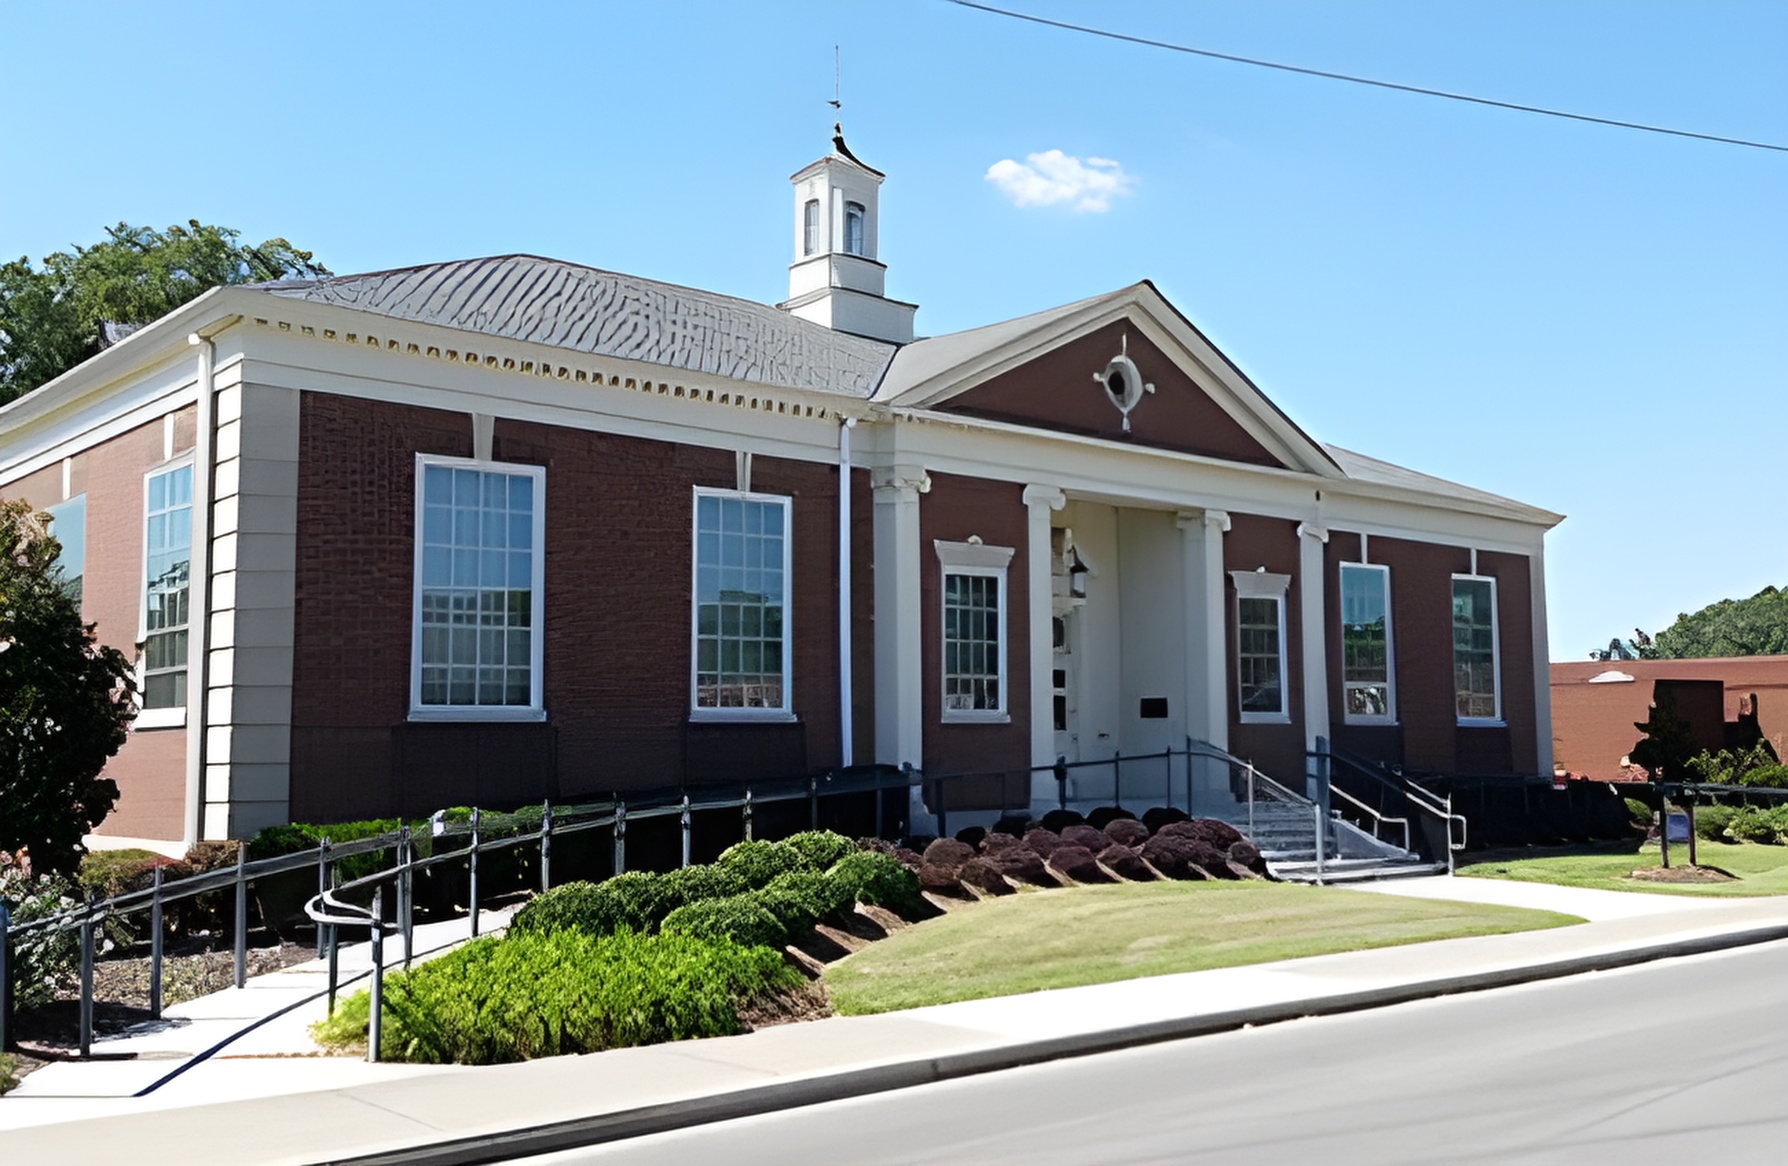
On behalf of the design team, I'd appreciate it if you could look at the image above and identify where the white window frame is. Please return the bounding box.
[1340,562,1396,725]
[136,459,194,730]
[935,539,1014,724]
[690,487,794,721]
[409,454,547,722]
[844,201,866,256]
[1451,573,1503,726]
[803,198,821,256]
[1231,570,1291,725]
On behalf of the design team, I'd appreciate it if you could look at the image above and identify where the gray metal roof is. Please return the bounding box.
[1323,444,1562,525]
[256,255,897,397]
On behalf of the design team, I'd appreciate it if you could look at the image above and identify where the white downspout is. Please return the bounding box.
[182,332,216,848]
[838,417,857,767]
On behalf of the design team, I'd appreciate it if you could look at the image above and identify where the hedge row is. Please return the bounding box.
[510,831,921,949]
[311,929,797,1064]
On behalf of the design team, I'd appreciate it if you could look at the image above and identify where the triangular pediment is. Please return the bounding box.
[876,283,1340,476]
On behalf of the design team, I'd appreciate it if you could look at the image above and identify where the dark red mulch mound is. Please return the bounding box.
[922,837,976,877]
[1228,839,1268,877]
[1023,827,1063,859]
[856,836,898,856]
[954,826,988,850]
[1184,838,1239,879]
[1038,809,1086,833]
[1061,823,1109,853]
[893,847,925,871]
[1141,806,1191,833]
[919,861,967,893]
[992,813,1034,838]
[1103,818,1150,848]
[1191,818,1245,849]
[958,856,1016,896]
[981,831,1021,855]
[987,844,1058,886]
[1085,806,1138,831]
[1098,843,1155,881]
[1046,843,1111,884]
[1140,834,1209,880]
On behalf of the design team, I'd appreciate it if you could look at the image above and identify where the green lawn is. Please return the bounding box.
[1457,840,1788,898]
[823,881,1579,1015]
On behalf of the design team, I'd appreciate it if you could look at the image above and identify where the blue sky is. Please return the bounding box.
[3,1,1783,661]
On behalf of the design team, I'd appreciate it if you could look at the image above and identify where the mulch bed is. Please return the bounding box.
[1626,865,1737,884]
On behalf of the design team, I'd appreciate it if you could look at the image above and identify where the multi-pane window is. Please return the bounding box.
[413,458,544,716]
[46,494,86,607]
[1452,576,1499,721]
[845,201,866,255]
[693,490,789,712]
[943,571,1003,715]
[142,466,193,711]
[1237,596,1286,717]
[1341,563,1393,721]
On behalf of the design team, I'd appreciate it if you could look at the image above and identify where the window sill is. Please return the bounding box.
[134,707,187,730]
[942,711,1011,725]
[1239,713,1292,725]
[1343,717,1400,728]
[1456,717,1507,729]
[408,706,548,723]
[688,709,798,724]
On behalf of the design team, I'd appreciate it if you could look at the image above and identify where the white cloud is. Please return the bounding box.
[984,150,1134,213]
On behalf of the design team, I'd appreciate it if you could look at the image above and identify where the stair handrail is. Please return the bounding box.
[1189,739,1325,882]
[1327,782,1410,852]
[1403,776,1467,869]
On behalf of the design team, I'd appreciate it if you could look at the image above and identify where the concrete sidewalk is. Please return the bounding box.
[2,882,1784,1165]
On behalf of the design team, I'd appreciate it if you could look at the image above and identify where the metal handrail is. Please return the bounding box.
[1328,783,1411,852]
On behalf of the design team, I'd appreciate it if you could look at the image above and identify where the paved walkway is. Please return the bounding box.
[2,879,1784,1164]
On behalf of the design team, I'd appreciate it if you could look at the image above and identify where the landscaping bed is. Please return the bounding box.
[1457,839,1788,897]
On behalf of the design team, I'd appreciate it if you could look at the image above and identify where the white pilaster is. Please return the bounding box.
[1200,511,1231,751]
[1530,538,1555,777]
[1297,522,1330,780]
[1022,485,1066,778]
[872,466,927,770]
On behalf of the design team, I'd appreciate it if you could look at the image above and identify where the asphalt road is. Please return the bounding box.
[534,940,1788,1165]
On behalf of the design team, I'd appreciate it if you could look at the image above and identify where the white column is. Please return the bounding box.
[1297,523,1330,800]
[872,466,927,770]
[1200,511,1231,752]
[1022,486,1066,782]
[1529,537,1555,777]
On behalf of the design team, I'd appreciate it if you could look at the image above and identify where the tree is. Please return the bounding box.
[1651,586,1788,659]
[1627,689,1697,786]
[0,220,329,404]
[0,500,137,874]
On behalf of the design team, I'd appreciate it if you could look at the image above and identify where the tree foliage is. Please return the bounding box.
[0,220,329,404]
[1628,689,1696,784]
[1650,586,1788,659]
[0,501,137,873]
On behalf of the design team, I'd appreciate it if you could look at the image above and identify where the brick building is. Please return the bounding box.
[0,133,1562,848]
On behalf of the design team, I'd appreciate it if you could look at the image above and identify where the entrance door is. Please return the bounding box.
[1052,606,1079,763]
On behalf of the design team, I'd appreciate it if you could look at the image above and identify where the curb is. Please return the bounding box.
[324,920,1788,1165]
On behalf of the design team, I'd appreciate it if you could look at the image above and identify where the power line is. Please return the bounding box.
[942,0,1788,154]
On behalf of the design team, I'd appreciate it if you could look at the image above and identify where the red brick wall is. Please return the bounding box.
[289,393,865,821]
[1225,514,1305,783]
[2,411,195,840]
[917,473,1031,786]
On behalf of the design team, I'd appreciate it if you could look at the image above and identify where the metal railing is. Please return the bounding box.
[1328,782,1412,852]
[1186,740,1327,883]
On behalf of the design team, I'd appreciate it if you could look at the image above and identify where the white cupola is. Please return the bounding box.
[781,125,917,344]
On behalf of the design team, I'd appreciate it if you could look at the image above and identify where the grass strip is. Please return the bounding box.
[1458,839,1788,898]
[824,881,1577,1014]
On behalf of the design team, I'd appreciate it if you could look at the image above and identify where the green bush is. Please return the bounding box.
[1694,804,1738,841]
[1623,797,1654,825]
[763,869,854,924]
[310,929,796,1064]
[715,839,806,890]
[0,1052,18,1096]
[510,871,670,938]
[77,848,169,901]
[780,830,858,872]
[1723,805,1788,845]
[658,862,749,911]
[1736,765,1788,789]
[660,894,789,949]
[2,848,79,1009]
[827,850,923,915]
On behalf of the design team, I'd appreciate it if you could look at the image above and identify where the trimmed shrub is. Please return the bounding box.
[1046,844,1109,884]
[312,929,796,1064]
[1103,819,1149,848]
[1061,824,1108,853]
[1023,828,1062,859]
[716,839,807,891]
[953,826,988,850]
[1692,805,1737,842]
[1085,806,1138,830]
[1141,806,1190,833]
[1623,797,1655,826]
[1228,840,1269,877]
[781,831,858,872]
[511,871,670,938]
[1098,843,1154,881]
[991,813,1034,838]
[1038,809,1085,833]
[980,831,1021,855]
[1723,805,1788,845]
[827,850,924,915]
[77,848,169,901]
[987,845,1056,887]
[921,838,975,878]
[761,869,855,929]
[661,895,789,949]
[1140,835,1207,880]
[957,857,1015,896]
[659,862,750,911]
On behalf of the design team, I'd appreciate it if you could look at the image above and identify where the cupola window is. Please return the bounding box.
[845,201,866,256]
[803,199,821,256]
